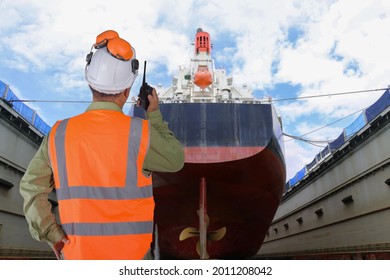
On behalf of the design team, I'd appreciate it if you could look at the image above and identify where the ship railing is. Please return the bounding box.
[159,98,265,104]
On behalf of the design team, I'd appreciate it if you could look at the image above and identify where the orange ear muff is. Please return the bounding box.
[95,30,119,48]
[107,37,134,61]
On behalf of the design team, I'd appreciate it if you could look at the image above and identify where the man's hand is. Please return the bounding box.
[53,236,70,260]
[147,88,159,112]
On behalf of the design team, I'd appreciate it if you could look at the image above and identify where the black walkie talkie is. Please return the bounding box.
[138,61,154,110]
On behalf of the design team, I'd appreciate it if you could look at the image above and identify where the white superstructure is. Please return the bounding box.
[157,28,257,104]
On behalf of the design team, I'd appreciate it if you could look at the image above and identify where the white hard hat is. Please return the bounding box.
[85,31,139,94]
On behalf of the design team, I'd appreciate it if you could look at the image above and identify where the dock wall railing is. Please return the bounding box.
[286,89,390,190]
[0,80,50,135]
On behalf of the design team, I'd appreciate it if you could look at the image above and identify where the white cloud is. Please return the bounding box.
[0,0,338,92]
[276,0,390,118]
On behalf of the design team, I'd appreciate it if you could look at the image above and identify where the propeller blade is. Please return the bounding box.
[179,227,199,241]
[207,227,226,241]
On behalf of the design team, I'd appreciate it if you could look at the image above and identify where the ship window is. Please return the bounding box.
[341,195,354,204]
[0,178,13,190]
[201,36,205,47]
[283,223,289,230]
[197,65,208,72]
[296,217,303,224]
[315,208,323,217]
[273,228,278,234]
[385,178,390,186]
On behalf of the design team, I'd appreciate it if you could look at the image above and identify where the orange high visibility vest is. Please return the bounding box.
[48,110,154,260]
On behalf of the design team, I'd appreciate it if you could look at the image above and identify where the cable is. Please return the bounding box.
[284,137,328,147]
[283,133,331,147]
[4,86,386,149]
[269,87,388,102]
[7,87,389,104]
[283,108,364,145]
[8,99,138,104]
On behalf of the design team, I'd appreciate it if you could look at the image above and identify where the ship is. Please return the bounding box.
[257,89,390,260]
[133,28,286,259]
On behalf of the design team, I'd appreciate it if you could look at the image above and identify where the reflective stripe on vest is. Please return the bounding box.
[62,221,153,236]
[48,111,154,259]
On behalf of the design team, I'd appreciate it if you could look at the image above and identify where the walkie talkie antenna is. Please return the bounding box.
[142,61,147,85]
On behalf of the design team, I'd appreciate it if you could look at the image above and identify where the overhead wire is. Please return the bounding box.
[7,86,388,104]
[270,87,388,102]
[282,133,333,147]
[283,107,365,145]
[7,99,138,104]
[5,86,386,147]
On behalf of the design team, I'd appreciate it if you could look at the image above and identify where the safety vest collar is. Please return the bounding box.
[85,101,123,113]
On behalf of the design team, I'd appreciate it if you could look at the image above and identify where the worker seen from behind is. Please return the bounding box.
[20,30,184,260]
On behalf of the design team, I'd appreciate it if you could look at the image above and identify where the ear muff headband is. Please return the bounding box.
[106,38,134,61]
[86,30,139,71]
[95,30,119,48]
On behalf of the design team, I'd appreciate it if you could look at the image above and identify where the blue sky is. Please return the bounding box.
[1,0,390,181]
